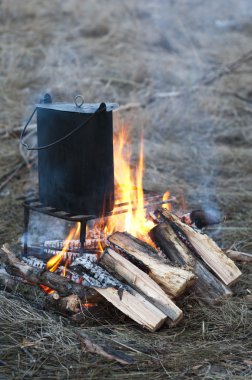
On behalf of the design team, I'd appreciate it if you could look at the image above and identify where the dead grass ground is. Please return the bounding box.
[0,0,252,378]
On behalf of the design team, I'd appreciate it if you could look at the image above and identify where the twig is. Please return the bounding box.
[152,49,252,99]
[0,162,26,192]
[77,331,134,365]
[198,49,252,86]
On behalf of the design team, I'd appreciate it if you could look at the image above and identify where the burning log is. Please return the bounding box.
[107,232,195,297]
[69,256,168,331]
[0,244,100,299]
[70,256,127,290]
[44,237,105,251]
[1,245,167,332]
[100,247,183,324]
[225,249,252,263]
[149,222,232,304]
[159,210,242,286]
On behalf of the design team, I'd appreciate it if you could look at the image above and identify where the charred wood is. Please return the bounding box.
[1,244,100,298]
[181,209,221,229]
[1,245,167,332]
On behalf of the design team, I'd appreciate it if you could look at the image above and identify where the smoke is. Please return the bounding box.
[4,0,250,246]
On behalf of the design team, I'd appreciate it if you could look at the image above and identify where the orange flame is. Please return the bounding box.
[91,120,155,243]
[42,118,170,294]
[46,223,80,272]
[162,191,171,210]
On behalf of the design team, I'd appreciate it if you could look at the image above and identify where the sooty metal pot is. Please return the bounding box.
[23,95,118,215]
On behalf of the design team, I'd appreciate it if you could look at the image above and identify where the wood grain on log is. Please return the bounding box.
[107,232,195,297]
[160,210,242,286]
[97,287,167,332]
[150,222,232,304]
[1,244,167,332]
[100,247,183,324]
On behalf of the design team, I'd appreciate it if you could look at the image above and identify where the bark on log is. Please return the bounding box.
[150,222,232,304]
[159,210,242,286]
[0,267,26,290]
[1,245,167,332]
[1,244,100,299]
[225,250,252,263]
[107,232,195,297]
[100,247,183,324]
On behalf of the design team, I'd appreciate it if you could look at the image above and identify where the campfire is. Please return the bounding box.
[1,95,250,337]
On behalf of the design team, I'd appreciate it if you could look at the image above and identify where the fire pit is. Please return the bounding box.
[0,94,244,335]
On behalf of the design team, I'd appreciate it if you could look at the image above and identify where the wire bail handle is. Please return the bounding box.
[74,94,84,108]
[20,96,106,151]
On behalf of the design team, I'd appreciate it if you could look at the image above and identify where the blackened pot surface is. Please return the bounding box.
[37,105,115,215]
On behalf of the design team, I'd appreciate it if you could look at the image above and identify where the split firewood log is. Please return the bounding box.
[1,245,167,332]
[149,222,232,304]
[99,247,183,325]
[158,210,242,286]
[69,256,167,331]
[107,232,195,297]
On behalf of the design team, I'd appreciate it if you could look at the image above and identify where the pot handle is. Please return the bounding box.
[20,102,107,151]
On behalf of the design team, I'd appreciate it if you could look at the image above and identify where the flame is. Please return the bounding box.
[162,191,171,210]
[42,222,81,294]
[92,120,155,243]
[42,118,170,294]
[46,224,79,272]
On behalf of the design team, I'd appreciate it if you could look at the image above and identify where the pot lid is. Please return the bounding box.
[37,94,119,113]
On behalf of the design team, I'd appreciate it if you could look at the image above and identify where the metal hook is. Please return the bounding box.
[74,94,84,108]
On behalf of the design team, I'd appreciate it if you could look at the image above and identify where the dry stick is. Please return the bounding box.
[153,49,252,99]
[199,49,252,86]
[0,162,26,192]
[71,258,168,332]
[100,247,183,324]
[225,250,252,264]
[77,332,134,365]
[159,210,242,286]
[149,222,232,304]
[107,232,195,298]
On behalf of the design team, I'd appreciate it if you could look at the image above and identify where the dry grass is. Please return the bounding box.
[1,0,252,378]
